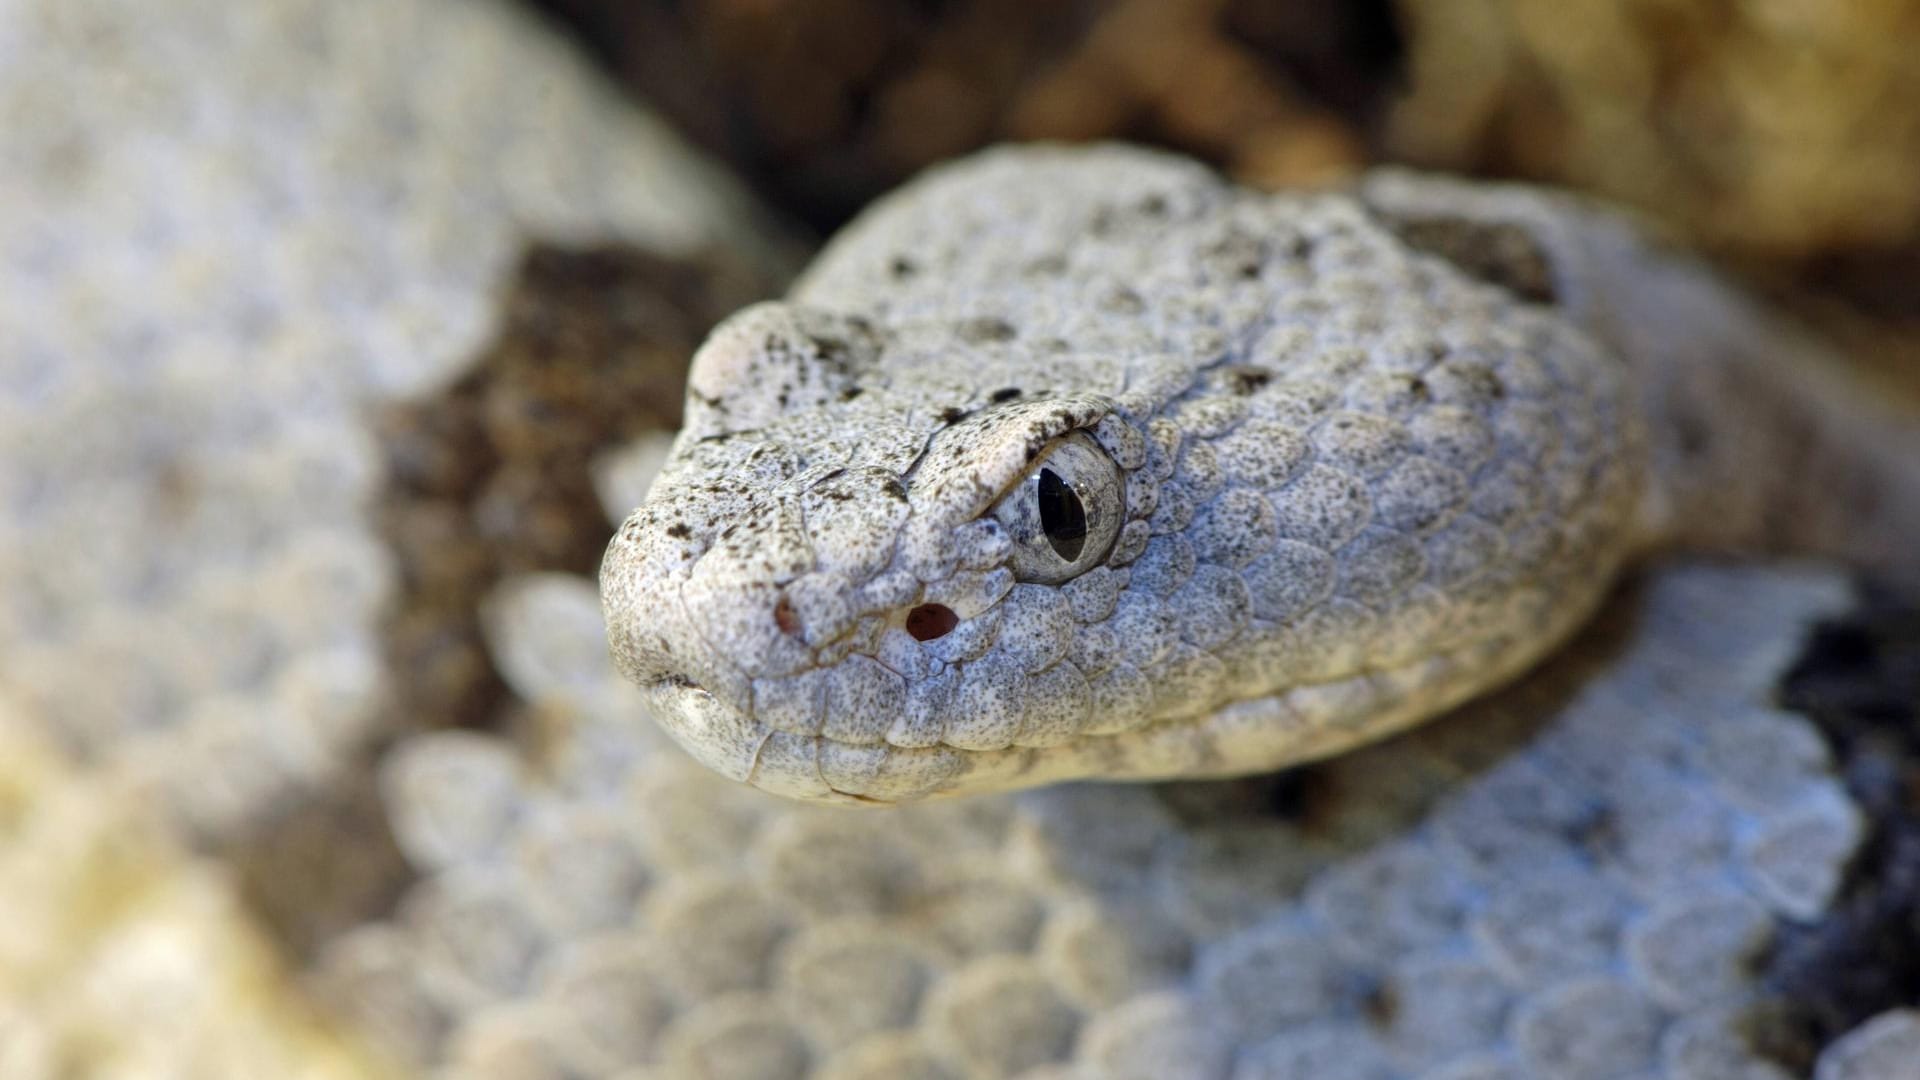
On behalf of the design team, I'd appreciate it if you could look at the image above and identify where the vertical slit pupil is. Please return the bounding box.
[1038,468,1087,562]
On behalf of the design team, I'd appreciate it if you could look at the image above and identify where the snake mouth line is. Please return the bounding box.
[655,659,1397,753]
[643,564,1618,804]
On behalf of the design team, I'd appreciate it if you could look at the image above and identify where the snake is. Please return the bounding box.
[600,143,1920,805]
[16,0,1920,1070]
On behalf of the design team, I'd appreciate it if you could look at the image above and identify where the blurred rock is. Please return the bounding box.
[1389,0,1920,398]
[1391,0,1920,271]
[529,0,1399,230]
[531,0,1920,377]
[0,704,396,1080]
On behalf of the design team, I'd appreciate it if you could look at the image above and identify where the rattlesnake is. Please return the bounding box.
[601,144,1920,805]
[10,1,1920,1074]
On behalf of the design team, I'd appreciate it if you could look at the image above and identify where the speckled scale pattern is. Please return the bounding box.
[603,145,1644,804]
[336,562,1920,1079]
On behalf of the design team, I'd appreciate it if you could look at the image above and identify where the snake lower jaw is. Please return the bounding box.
[640,598,1602,808]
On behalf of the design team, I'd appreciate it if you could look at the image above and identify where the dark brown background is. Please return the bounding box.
[526,0,1920,366]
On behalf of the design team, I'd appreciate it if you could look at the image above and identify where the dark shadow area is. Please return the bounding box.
[1769,594,1920,1053]
[526,0,1404,234]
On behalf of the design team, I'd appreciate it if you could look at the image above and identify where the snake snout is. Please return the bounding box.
[602,488,828,781]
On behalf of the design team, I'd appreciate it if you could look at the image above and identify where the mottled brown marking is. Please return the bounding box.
[1386,216,1559,305]
[374,241,773,736]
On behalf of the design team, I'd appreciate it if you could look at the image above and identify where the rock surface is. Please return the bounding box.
[0,706,396,1080]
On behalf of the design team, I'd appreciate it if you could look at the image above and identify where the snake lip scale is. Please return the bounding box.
[600,143,1920,805]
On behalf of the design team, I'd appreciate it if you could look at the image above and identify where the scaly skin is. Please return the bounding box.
[600,144,1919,805]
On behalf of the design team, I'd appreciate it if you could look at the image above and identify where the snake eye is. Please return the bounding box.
[989,432,1123,584]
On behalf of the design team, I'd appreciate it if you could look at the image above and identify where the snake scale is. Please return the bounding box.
[601,144,1920,805]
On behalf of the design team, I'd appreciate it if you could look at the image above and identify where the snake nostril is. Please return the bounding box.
[773,594,801,636]
[906,603,958,642]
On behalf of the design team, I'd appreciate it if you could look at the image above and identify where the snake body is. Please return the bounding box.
[601,144,1919,804]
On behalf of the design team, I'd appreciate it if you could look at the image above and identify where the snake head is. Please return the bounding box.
[603,145,1650,806]
[601,300,1163,803]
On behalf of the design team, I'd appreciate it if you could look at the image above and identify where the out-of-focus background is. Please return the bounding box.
[527,0,1920,371]
[2,1,1918,1078]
